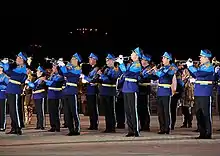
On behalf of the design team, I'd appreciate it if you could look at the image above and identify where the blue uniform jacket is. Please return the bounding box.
[188,62,214,96]
[154,65,175,96]
[2,63,27,94]
[60,65,81,95]
[27,78,47,99]
[118,61,142,93]
[45,73,64,99]
[0,73,9,99]
[99,67,122,96]
[84,65,99,95]
[215,70,220,95]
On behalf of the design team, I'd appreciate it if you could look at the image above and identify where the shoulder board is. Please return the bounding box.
[205,63,211,67]
[75,66,81,70]
[135,63,141,67]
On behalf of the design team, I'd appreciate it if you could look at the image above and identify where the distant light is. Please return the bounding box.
[39,45,42,48]
[69,32,72,34]
[77,29,79,30]
[90,29,92,31]
[95,29,97,31]
[82,31,84,33]
[105,32,108,35]
[35,44,37,47]
[85,28,87,31]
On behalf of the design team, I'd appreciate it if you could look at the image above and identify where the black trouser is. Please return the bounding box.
[100,95,116,130]
[115,92,125,127]
[171,93,181,129]
[157,96,171,132]
[7,94,23,130]
[181,106,192,127]
[63,95,80,133]
[48,99,60,130]
[138,93,150,130]
[124,92,139,134]
[0,99,6,129]
[87,95,99,129]
[195,96,212,137]
[34,98,45,128]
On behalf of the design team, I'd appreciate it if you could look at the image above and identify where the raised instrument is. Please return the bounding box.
[174,59,199,65]
[0,58,15,63]
[212,57,220,65]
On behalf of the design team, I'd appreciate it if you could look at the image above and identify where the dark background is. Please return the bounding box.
[0,15,217,68]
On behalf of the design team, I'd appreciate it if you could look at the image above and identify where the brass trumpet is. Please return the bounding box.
[0,58,15,63]
[44,57,70,64]
[115,56,131,61]
[174,59,199,65]
[212,57,220,65]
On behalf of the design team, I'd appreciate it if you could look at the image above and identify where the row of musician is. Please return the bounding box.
[0,48,220,138]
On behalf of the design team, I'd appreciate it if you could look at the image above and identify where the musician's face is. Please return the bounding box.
[71,57,78,66]
[89,58,96,65]
[106,59,114,67]
[131,52,138,61]
[162,57,169,65]
[16,56,24,66]
[199,56,209,64]
[36,70,43,77]
[0,67,3,73]
[141,59,148,67]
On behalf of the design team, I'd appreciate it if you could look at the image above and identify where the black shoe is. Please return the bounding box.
[66,132,75,136]
[134,132,140,137]
[171,126,174,130]
[205,134,212,139]
[195,135,206,139]
[0,128,5,132]
[16,129,22,135]
[217,129,220,131]
[62,125,68,128]
[165,131,170,134]
[158,131,165,134]
[140,127,150,132]
[192,129,199,132]
[35,127,40,130]
[73,131,80,135]
[55,129,60,132]
[48,128,55,132]
[6,129,16,134]
[125,133,134,137]
[180,125,187,128]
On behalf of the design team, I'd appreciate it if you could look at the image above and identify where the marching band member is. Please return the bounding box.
[26,66,47,130]
[116,47,142,137]
[97,54,121,133]
[45,62,64,132]
[58,53,82,136]
[0,62,9,132]
[170,63,184,130]
[186,49,214,139]
[214,64,220,131]
[23,67,35,125]
[181,68,194,128]
[81,53,99,130]
[2,52,28,135]
[151,52,175,134]
[138,54,153,131]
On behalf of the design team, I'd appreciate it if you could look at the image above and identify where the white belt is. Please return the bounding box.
[125,78,137,82]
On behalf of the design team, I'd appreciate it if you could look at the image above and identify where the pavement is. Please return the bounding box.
[0,115,220,156]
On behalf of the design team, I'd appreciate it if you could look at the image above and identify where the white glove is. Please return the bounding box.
[58,61,65,67]
[190,78,195,83]
[25,79,30,84]
[80,74,85,79]
[215,66,220,73]
[1,59,8,64]
[115,56,124,64]
[186,60,193,67]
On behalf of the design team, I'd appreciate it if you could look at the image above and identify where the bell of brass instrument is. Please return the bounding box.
[116,56,131,61]
[212,57,220,65]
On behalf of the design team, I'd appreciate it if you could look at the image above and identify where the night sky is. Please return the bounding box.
[0,15,217,68]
